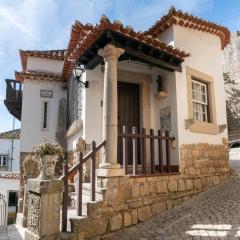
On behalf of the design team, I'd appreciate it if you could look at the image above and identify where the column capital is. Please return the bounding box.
[98,44,124,61]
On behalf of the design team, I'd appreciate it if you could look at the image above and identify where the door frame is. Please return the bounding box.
[117,69,152,132]
[117,69,152,167]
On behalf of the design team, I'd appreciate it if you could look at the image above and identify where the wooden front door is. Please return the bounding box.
[118,82,140,165]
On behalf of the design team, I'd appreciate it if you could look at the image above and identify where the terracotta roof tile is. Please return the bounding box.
[0,129,21,139]
[15,71,63,82]
[20,49,66,72]
[145,6,230,50]
[0,172,20,180]
[61,21,93,81]
[61,15,190,80]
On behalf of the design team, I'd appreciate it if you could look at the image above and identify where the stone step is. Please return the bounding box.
[58,232,74,240]
[82,182,105,201]
[68,192,90,212]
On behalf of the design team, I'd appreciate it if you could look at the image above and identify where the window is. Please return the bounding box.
[0,155,8,166]
[186,67,218,135]
[192,79,209,122]
[42,101,49,130]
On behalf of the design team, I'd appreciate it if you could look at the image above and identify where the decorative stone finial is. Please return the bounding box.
[38,155,58,180]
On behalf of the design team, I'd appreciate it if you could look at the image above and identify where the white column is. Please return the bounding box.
[97,44,124,177]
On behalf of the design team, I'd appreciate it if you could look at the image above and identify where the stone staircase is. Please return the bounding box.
[64,182,105,233]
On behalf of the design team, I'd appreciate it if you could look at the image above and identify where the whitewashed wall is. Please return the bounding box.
[21,79,66,153]
[78,60,179,164]
[83,65,103,144]
[0,178,19,198]
[27,57,64,74]
[173,25,227,145]
[0,139,20,172]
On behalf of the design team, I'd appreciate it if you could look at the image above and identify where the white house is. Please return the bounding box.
[4,7,231,237]
[0,129,20,225]
[0,129,20,172]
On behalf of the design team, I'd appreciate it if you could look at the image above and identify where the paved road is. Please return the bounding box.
[103,162,240,239]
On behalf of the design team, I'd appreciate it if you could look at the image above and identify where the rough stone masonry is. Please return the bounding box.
[70,139,230,240]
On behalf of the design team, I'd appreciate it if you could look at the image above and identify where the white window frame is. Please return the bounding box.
[0,155,8,166]
[41,101,50,131]
[192,79,209,122]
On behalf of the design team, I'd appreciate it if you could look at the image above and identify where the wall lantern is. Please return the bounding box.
[154,75,168,99]
[73,65,89,88]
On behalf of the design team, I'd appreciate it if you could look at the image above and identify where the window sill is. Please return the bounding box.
[185,119,218,135]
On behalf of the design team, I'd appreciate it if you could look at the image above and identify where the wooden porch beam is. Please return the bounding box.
[125,46,182,72]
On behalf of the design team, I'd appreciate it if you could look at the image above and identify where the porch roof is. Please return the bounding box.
[62,16,190,80]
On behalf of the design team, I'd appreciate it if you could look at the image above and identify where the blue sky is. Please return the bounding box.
[0,0,239,133]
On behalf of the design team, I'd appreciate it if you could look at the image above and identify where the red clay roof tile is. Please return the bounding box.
[144,6,230,50]
[15,71,63,82]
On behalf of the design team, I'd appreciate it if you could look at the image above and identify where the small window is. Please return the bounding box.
[0,155,8,166]
[192,79,209,122]
[42,101,49,130]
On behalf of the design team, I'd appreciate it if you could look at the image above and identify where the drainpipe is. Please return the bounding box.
[10,117,15,172]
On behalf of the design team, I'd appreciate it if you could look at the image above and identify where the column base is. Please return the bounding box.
[97,164,125,177]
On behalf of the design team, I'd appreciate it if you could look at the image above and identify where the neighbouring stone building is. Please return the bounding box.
[4,7,231,240]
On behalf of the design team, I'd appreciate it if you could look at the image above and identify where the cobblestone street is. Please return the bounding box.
[103,161,240,240]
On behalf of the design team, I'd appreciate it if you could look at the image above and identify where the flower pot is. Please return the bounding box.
[38,154,58,180]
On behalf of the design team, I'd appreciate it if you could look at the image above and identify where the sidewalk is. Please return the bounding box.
[0,224,24,240]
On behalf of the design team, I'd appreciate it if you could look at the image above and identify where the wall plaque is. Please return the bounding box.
[160,107,171,131]
[40,90,53,98]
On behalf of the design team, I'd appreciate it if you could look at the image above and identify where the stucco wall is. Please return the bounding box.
[76,61,179,165]
[20,79,66,152]
[83,65,103,144]
[159,25,174,46]
[27,57,64,74]
[0,138,20,172]
[173,25,227,146]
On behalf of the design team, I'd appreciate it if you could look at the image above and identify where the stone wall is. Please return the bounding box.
[18,152,29,213]
[71,141,230,240]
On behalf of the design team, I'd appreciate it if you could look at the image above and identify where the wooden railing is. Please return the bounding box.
[118,126,175,175]
[5,79,22,102]
[60,140,106,232]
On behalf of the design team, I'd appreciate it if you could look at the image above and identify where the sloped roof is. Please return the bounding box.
[0,172,20,179]
[61,15,190,80]
[145,7,230,50]
[20,49,66,72]
[0,129,21,139]
[61,21,95,80]
[15,71,63,82]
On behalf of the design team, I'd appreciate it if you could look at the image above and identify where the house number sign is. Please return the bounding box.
[40,90,53,98]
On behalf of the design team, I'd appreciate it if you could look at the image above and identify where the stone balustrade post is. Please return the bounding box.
[21,157,39,228]
[97,44,125,177]
[25,179,63,240]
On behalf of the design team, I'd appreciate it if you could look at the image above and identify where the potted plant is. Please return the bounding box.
[33,138,64,180]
